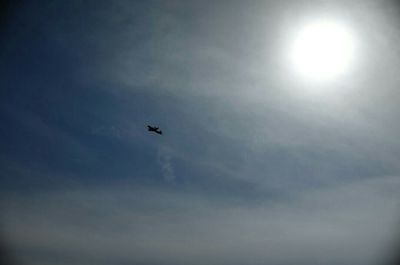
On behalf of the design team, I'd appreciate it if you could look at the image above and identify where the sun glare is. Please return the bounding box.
[289,19,357,82]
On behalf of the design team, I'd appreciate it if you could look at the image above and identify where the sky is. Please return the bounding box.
[1,0,400,265]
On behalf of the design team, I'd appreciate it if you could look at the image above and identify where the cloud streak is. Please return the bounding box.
[1,175,400,265]
[157,146,175,182]
[1,1,400,265]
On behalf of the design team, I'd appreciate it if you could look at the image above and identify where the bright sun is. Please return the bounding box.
[289,19,357,82]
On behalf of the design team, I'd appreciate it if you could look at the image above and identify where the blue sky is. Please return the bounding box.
[1,1,400,265]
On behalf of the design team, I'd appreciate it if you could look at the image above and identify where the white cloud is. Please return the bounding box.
[1,175,400,265]
[157,146,175,182]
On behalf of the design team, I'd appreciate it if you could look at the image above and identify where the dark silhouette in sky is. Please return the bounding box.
[147,125,162,135]
[1,1,400,265]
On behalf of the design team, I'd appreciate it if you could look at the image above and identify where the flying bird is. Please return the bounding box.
[147,125,162,135]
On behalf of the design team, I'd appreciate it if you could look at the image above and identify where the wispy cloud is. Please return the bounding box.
[2,1,400,265]
[157,146,175,182]
[1,176,400,265]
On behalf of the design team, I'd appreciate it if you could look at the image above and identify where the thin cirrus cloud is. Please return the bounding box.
[1,176,400,265]
[1,1,400,265]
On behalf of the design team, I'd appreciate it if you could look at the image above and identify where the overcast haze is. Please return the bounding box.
[1,1,400,265]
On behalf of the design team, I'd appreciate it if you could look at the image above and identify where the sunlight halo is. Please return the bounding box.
[289,19,357,82]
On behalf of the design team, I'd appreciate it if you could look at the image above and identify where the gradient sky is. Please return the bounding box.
[1,1,400,265]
